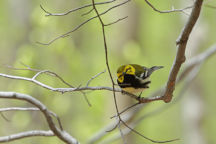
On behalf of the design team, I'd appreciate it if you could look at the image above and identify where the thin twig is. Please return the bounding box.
[110,102,140,119]
[122,120,180,143]
[82,8,94,16]
[49,111,63,131]
[86,70,106,87]
[144,0,193,14]
[5,64,92,106]
[40,0,117,16]
[0,73,119,93]
[104,16,128,26]
[5,64,75,88]
[37,0,131,45]
[0,107,39,122]
[91,0,126,142]
[88,111,136,144]
[20,64,91,106]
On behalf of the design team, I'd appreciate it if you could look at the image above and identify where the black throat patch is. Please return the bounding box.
[117,74,150,89]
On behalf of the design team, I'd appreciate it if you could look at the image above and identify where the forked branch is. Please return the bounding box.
[38,0,131,45]
[0,92,79,144]
[144,0,193,14]
[40,0,117,16]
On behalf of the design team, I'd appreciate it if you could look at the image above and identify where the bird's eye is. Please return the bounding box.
[125,68,131,73]
[118,76,124,83]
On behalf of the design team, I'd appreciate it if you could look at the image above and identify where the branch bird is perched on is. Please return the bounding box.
[117,64,163,94]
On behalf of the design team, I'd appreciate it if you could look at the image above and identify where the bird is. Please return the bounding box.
[117,64,163,94]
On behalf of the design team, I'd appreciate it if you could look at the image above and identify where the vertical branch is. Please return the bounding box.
[91,0,126,142]
[163,0,203,103]
[91,0,121,118]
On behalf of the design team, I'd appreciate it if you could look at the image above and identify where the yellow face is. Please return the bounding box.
[117,65,135,83]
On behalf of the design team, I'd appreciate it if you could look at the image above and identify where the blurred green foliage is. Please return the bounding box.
[0,0,216,144]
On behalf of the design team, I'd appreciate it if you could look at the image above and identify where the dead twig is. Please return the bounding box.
[81,8,94,16]
[144,0,193,15]
[5,64,92,107]
[37,0,131,45]
[104,16,128,26]
[91,0,126,142]
[110,102,140,119]
[86,70,106,87]
[40,0,117,17]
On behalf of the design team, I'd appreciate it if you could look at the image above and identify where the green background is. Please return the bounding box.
[0,0,216,143]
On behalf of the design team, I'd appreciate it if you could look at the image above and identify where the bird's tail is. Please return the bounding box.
[147,66,164,77]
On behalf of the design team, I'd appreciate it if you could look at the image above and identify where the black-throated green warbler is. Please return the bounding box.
[117,64,163,94]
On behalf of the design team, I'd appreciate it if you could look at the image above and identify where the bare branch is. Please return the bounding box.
[6,64,92,106]
[144,0,193,14]
[122,120,180,143]
[0,92,79,144]
[86,70,106,87]
[0,130,54,143]
[39,5,52,16]
[87,111,137,144]
[163,0,203,103]
[81,8,94,16]
[0,73,65,92]
[6,64,75,88]
[91,0,127,142]
[37,0,131,45]
[0,107,39,112]
[110,102,140,119]
[47,111,63,131]
[104,16,128,26]
[0,107,38,122]
[0,73,117,93]
[32,70,49,80]
[40,0,117,17]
